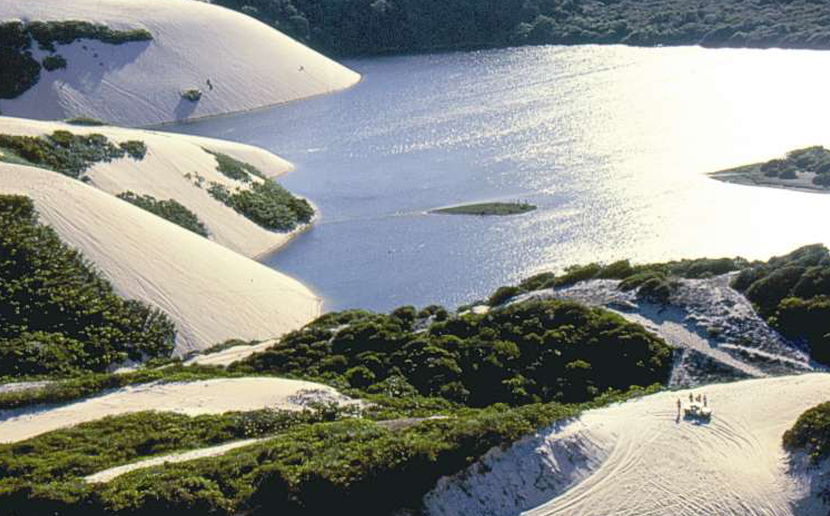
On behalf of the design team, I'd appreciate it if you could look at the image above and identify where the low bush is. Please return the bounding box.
[0,131,134,179]
[205,150,265,182]
[784,401,830,464]
[116,192,208,237]
[232,298,673,406]
[41,55,67,72]
[732,244,830,365]
[64,117,107,127]
[118,140,147,160]
[208,180,313,232]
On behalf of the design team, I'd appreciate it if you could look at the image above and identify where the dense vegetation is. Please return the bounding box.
[209,0,830,58]
[116,192,209,237]
[0,21,152,99]
[0,386,655,516]
[757,146,830,187]
[485,256,747,307]
[784,400,830,464]
[206,150,266,182]
[0,195,176,377]
[432,202,536,216]
[0,130,146,179]
[732,244,830,365]
[208,179,314,231]
[232,298,673,405]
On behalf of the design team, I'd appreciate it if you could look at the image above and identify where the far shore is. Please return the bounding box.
[709,165,830,195]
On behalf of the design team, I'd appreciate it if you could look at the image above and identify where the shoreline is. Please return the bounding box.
[709,168,830,196]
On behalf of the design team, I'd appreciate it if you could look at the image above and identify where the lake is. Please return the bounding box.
[166,44,830,312]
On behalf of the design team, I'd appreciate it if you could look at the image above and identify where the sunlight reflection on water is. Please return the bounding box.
[167,45,830,311]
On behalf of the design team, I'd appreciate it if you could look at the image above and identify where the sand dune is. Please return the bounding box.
[425,374,830,516]
[0,0,360,126]
[0,163,321,354]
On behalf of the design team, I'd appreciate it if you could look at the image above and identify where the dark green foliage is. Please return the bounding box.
[208,180,314,232]
[118,141,147,160]
[432,202,536,216]
[0,131,129,179]
[232,298,672,406]
[116,192,208,237]
[42,55,67,72]
[64,117,107,127]
[0,48,41,99]
[753,146,830,184]
[0,409,334,487]
[0,21,152,99]
[492,256,744,307]
[211,0,830,58]
[205,150,265,182]
[784,401,830,464]
[487,286,521,306]
[732,245,830,365]
[0,195,176,377]
[181,89,202,102]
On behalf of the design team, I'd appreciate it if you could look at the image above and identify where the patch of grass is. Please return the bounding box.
[116,192,208,237]
[432,202,536,216]
[0,195,176,378]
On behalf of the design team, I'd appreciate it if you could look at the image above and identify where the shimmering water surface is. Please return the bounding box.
[167,45,830,311]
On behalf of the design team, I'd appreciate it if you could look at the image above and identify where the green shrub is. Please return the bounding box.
[0,195,176,377]
[208,179,313,232]
[181,89,202,102]
[205,150,266,182]
[784,401,830,464]
[487,285,521,306]
[116,192,208,237]
[64,117,107,127]
[233,297,672,406]
[0,131,127,178]
[119,140,147,160]
[41,55,67,71]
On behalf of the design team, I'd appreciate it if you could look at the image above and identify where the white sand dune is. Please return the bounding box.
[0,163,321,354]
[85,438,265,483]
[425,374,830,516]
[184,339,278,367]
[0,116,303,257]
[0,0,360,126]
[0,378,354,443]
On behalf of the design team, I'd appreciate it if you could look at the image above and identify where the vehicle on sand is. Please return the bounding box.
[684,402,712,421]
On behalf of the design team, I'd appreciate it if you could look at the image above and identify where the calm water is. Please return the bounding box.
[167,45,830,312]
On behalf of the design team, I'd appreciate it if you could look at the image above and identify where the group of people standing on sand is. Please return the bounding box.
[676,392,708,411]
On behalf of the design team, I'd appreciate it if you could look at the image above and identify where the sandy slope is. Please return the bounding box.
[184,339,278,367]
[0,378,354,443]
[0,116,303,257]
[0,0,360,126]
[425,374,830,516]
[0,163,320,354]
[85,438,265,483]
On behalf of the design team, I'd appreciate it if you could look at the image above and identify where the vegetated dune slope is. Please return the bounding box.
[0,377,354,443]
[0,163,321,355]
[0,0,360,126]
[0,116,300,257]
[425,374,830,516]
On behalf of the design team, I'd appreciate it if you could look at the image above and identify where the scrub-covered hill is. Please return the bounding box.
[0,0,360,126]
